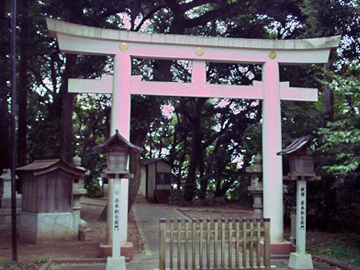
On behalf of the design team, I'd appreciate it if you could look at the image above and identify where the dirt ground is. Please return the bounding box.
[0,198,348,270]
[0,202,144,269]
[0,199,254,268]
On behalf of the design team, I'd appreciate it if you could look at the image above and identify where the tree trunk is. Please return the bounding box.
[323,49,334,122]
[60,54,76,163]
[128,126,148,211]
[199,138,221,200]
[184,98,206,201]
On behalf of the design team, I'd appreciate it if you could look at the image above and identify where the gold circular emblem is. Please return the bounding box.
[196,47,205,56]
[119,42,128,52]
[268,50,276,59]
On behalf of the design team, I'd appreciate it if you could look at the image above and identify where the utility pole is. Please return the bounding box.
[11,0,18,263]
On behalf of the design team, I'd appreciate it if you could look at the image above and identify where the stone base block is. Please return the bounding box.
[271,241,292,257]
[0,207,21,231]
[0,197,22,208]
[99,242,133,261]
[0,224,10,230]
[19,212,77,244]
[106,256,126,270]
[288,252,313,269]
[261,240,292,258]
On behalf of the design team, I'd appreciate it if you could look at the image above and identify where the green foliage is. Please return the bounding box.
[1,0,359,236]
[168,189,185,206]
[85,176,102,198]
[307,231,360,266]
[318,66,360,176]
[0,258,48,269]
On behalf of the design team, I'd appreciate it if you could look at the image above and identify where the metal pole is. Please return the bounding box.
[11,0,18,263]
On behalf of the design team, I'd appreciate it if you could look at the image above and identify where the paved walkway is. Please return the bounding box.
[41,197,343,270]
[127,203,189,270]
[128,203,293,270]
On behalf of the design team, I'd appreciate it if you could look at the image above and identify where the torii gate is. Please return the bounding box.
[47,18,340,254]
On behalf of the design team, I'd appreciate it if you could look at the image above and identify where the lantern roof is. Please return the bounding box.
[246,153,262,174]
[141,158,172,166]
[16,158,86,177]
[277,135,313,156]
[93,129,142,153]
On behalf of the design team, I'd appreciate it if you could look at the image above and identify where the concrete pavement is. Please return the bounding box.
[127,203,188,270]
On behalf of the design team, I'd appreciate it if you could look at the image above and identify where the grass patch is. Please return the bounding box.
[0,258,48,269]
[307,230,360,267]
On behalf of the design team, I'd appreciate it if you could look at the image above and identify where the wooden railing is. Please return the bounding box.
[159,217,276,270]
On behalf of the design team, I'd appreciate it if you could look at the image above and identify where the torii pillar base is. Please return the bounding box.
[271,241,292,258]
[288,252,313,269]
[261,241,292,258]
[99,242,133,261]
[106,256,126,270]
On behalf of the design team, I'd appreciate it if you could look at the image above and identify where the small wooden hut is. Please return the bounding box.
[16,158,85,244]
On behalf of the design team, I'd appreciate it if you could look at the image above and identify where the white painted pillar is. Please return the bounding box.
[111,53,131,139]
[192,60,206,84]
[262,57,284,243]
[107,52,131,246]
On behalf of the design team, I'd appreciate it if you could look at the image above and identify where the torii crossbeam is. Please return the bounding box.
[47,18,340,255]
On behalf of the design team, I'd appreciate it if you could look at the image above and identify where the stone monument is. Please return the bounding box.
[0,169,21,230]
[247,154,263,219]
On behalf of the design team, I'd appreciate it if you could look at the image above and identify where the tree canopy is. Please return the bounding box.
[1,0,359,232]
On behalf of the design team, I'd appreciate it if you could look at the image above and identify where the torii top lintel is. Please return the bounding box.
[46,18,340,65]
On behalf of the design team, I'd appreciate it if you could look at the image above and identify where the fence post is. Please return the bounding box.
[221,218,225,268]
[177,218,181,270]
[159,218,167,270]
[192,218,196,269]
[235,218,240,268]
[256,218,261,267]
[264,218,271,269]
[249,218,254,268]
[199,218,204,269]
[242,218,247,268]
[185,219,189,269]
[214,218,218,268]
[206,218,211,269]
[228,218,233,268]
[170,218,174,269]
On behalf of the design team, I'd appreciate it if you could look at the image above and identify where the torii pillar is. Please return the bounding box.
[46,17,341,256]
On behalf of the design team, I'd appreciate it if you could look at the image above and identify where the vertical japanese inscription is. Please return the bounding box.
[114,182,121,231]
[299,186,306,231]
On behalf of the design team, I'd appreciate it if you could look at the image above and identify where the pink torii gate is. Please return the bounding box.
[47,18,340,254]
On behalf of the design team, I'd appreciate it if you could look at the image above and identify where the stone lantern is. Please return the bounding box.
[277,135,320,269]
[72,155,88,240]
[246,154,263,219]
[94,130,142,178]
[93,129,142,268]
[0,169,21,231]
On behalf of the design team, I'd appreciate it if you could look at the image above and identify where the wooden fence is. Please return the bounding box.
[159,217,276,270]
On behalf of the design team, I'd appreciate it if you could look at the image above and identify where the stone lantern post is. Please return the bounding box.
[246,154,263,219]
[277,135,321,269]
[0,169,21,230]
[72,155,88,240]
[93,129,142,270]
